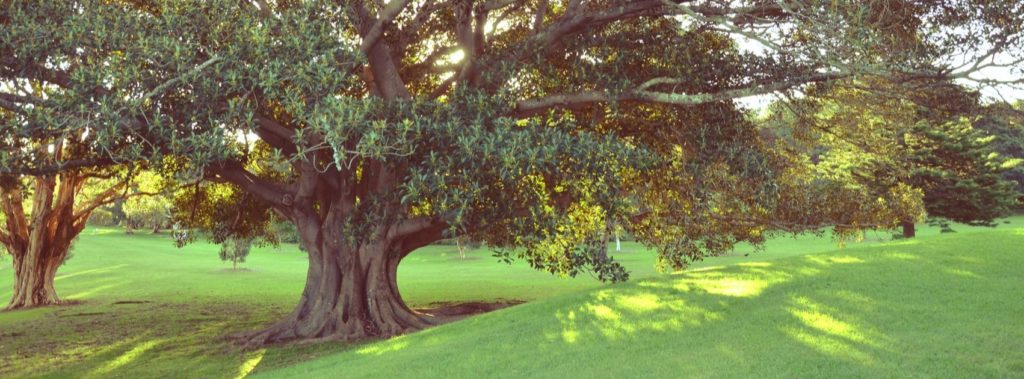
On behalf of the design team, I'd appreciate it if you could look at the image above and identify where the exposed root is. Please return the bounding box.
[4,298,63,312]
[228,300,523,349]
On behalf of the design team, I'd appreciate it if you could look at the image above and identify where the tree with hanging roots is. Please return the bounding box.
[1,1,1022,343]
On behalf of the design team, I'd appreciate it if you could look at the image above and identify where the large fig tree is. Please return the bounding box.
[2,0,1021,343]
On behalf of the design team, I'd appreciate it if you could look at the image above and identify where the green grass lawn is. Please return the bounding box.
[261,227,1024,378]
[0,218,1022,378]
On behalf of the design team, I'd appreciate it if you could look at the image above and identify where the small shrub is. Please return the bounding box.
[219,237,252,270]
[927,217,957,234]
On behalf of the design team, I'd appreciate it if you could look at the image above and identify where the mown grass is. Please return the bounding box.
[0,218,1021,378]
[262,228,1024,378]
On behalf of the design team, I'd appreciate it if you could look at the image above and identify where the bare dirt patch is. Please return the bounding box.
[416,300,525,322]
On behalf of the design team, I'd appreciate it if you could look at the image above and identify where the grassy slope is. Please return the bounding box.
[262,228,1024,378]
[0,218,1020,377]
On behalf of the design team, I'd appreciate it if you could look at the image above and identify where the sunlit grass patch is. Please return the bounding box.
[1,217,1021,378]
[261,227,1024,378]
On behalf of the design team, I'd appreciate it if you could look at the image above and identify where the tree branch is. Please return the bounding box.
[360,0,413,54]
[73,185,162,223]
[513,73,844,117]
[208,162,292,208]
[138,55,222,105]
[0,157,118,176]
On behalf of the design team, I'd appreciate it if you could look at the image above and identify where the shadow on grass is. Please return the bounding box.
[523,240,1016,377]
[0,300,311,378]
[265,232,1023,378]
[3,230,1022,378]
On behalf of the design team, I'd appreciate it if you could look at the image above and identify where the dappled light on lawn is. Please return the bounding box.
[552,286,721,343]
[804,254,867,266]
[783,296,891,365]
[64,281,129,301]
[236,349,267,379]
[883,252,921,261]
[261,228,1024,378]
[356,338,410,356]
[614,293,663,312]
[2,222,1022,378]
[92,338,167,377]
[55,265,129,282]
[545,250,873,347]
[944,268,981,278]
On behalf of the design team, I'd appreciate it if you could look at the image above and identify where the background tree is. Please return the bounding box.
[976,102,1024,207]
[219,237,253,271]
[122,172,173,234]
[2,0,1021,343]
[771,80,1020,238]
[0,161,148,309]
[85,207,117,227]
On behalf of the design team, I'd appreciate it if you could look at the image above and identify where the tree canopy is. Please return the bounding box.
[762,79,1020,237]
[2,0,1022,343]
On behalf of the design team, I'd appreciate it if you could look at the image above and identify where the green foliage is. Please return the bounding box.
[908,117,1018,225]
[171,181,277,247]
[86,208,116,227]
[2,0,1022,282]
[764,80,1018,230]
[270,219,301,245]
[122,172,174,232]
[926,217,957,234]
[219,237,252,269]
[975,103,1024,206]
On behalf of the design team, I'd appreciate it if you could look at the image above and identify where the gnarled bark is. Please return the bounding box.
[238,215,439,346]
[2,169,120,310]
[7,237,70,309]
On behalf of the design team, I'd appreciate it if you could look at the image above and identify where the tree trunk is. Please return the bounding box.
[901,220,916,238]
[8,242,67,309]
[238,217,436,345]
[2,175,85,310]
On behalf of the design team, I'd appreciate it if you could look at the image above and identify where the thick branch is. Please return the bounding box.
[391,215,449,241]
[0,157,117,176]
[396,219,449,257]
[73,187,162,223]
[513,73,843,117]
[360,0,413,53]
[208,162,291,208]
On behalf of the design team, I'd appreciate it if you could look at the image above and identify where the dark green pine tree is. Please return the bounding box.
[974,103,1024,207]
[903,117,1020,237]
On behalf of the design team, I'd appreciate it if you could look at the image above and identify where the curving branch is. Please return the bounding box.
[208,161,291,208]
[513,73,844,117]
[360,0,413,54]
